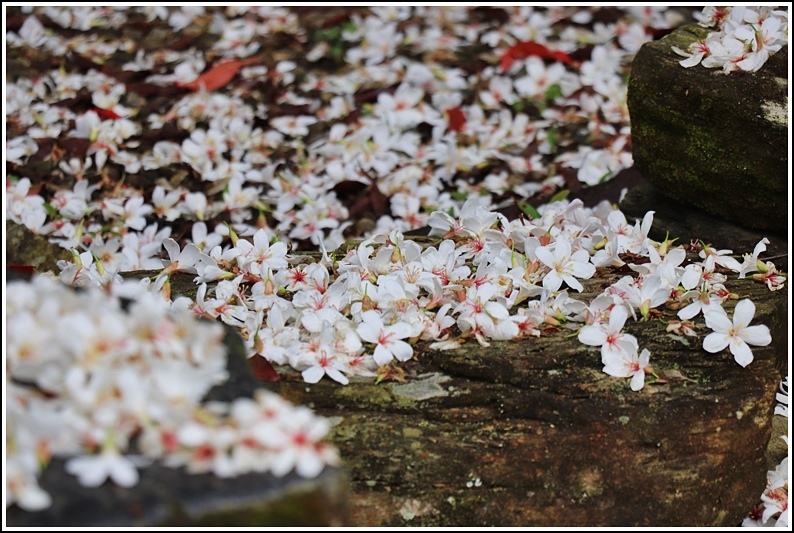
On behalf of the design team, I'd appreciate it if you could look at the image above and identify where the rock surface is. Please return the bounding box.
[6,226,788,527]
[628,23,788,233]
[6,220,72,274]
[262,270,788,527]
[620,183,788,273]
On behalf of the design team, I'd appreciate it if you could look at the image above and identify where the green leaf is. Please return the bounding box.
[545,127,557,153]
[42,202,59,219]
[598,171,613,184]
[451,191,469,201]
[545,83,563,103]
[549,189,570,203]
[518,201,541,220]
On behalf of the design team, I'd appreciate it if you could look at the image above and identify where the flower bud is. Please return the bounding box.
[593,236,608,251]
[639,300,651,320]
[225,222,239,246]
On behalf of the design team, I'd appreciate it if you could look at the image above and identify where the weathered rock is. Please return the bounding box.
[6,220,72,274]
[627,23,788,233]
[620,183,788,273]
[9,232,786,526]
[6,459,350,527]
[262,271,788,527]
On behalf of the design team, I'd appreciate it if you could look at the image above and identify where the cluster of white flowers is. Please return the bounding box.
[52,196,781,396]
[673,6,788,72]
[5,6,788,524]
[6,6,691,257]
[744,378,789,528]
[6,275,339,512]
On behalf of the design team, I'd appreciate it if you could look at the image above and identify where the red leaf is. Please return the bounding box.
[176,56,262,92]
[177,60,243,92]
[249,354,280,382]
[8,265,36,276]
[500,41,575,72]
[91,106,122,120]
[446,106,466,133]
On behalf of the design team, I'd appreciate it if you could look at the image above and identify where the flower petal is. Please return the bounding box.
[677,301,701,321]
[732,299,756,328]
[163,238,180,263]
[729,339,754,367]
[741,325,772,347]
[562,275,584,292]
[109,456,139,488]
[630,371,646,391]
[704,309,732,332]
[390,339,414,362]
[535,246,555,269]
[373,344,393,366]
[302,366,324,384]
[570,261,595,280]
[608,305,629,332]
[578,325,607,346]
[703,332,730,353]
[325,367,350,385]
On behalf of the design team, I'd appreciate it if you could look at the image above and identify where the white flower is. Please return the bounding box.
[737,238,770,279]
[270,115,318,137]
[703,299,772,367]
[253,406,337,478]
[602,347,652,391]
[578,304,638,363]
[65,448,141,488]
[357,309,414,366]
[535,237,595,293]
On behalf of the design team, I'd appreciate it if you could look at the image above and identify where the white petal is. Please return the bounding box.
[326,367,350,385]
[578,325,607,346]
[163,238,180,262]
[301,313,324,333]
[630,371,646,391]
[535,246,556,269]
[704,309,731,332]
[665,248,686,267]
[110,456,139,487]
[484,301,510,320]
[732,299,755,328]
[542,272,563,292]
[562,275,584,292]
[570,260,595,280]
[386,321,413,340]
[608,304,629,332]
[361,309,383,330]
[602,358,630,378]
[702,332,730,353]
[270,448,296,477]
[677,301,701,320]
[66,456,106,487]
[253,229,270,250]
[729,340,754,367]
[390,339,414,362]
[741,325,772,347]
[679,52,705,68]
[356,321,379,344]
[373,344,393,366]
[296,450,324,478]
[302,366,324,384]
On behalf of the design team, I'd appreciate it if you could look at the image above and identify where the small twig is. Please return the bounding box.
[760,254,788,261]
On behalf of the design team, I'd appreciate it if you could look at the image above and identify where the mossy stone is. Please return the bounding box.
[627,24,788,233]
